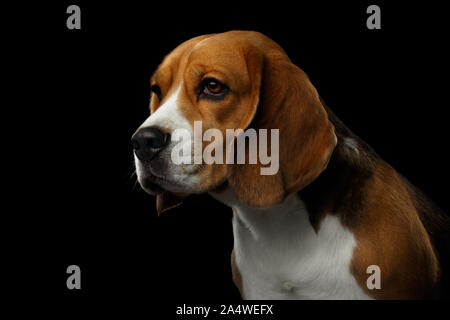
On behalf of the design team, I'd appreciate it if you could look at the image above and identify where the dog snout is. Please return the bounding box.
[131,126,170,161]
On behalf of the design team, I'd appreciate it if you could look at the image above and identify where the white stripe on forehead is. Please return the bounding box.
[138,84,192,132]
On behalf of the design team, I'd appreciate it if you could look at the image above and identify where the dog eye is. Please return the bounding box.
[201,78,226,97]
[150,84,162,101]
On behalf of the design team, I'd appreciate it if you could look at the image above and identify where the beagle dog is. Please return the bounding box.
[132,31,450,299]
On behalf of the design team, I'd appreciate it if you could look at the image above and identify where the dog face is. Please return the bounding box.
[132,31,337,210]
[133,33,261,196]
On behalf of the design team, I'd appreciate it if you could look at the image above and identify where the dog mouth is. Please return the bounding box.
[135,154,207,195]
[139,165,204,194]
[139,172,179,194]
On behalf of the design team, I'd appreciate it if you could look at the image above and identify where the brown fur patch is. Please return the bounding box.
[301,103,445,299]
[349,161,440,299]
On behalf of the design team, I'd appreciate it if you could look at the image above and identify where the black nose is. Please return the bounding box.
[131,126,170,160]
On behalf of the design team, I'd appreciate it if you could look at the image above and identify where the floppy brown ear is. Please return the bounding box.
[227,50,337,208]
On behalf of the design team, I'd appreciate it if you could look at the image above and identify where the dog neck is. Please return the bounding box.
[210,188,311,241]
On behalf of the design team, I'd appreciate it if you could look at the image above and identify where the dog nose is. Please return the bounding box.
[131,127,170,160]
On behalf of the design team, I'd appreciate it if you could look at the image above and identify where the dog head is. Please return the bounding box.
[132,31,337,213]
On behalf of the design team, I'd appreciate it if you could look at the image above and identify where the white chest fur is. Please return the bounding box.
[210,191,372,300]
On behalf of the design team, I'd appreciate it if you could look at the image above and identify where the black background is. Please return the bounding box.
[8,0,450,316]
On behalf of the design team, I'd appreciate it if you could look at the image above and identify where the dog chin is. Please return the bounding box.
[139,178,164,195]
[139,176,173,194]
[137,171,195,195]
